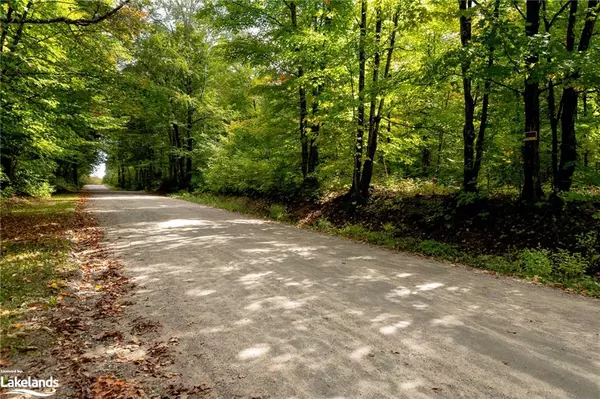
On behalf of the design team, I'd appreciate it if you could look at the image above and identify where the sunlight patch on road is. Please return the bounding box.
[431,315,463,327]
[186,288,216,296]
[238,344,270,360]
[386,286,411,302]
[415,282,444,291]
[349,346,372,361]
[158,219,213,228]
[379,321,411,335]
[238,271,273,286]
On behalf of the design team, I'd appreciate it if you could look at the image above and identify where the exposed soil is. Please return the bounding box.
[317,192,600,275]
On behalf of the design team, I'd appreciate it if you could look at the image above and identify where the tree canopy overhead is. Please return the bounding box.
[2,0,599,200]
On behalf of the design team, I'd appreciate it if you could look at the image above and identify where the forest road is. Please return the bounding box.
[86,185,600,399]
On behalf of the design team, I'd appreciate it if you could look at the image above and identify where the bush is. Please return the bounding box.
[473,254,520,274]
[552,250,587,280]
[517,249,553,277]
[268,204,287,221]
[418,240,459,259]
[314,217,333,231]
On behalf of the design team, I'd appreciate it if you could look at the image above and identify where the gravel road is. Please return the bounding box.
[87,185,600,399]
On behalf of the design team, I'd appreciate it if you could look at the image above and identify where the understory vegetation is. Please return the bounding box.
[0,195,79,352]
[1,1,600,294]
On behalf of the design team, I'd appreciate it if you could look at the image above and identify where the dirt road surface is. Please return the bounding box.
[87,185,600,398]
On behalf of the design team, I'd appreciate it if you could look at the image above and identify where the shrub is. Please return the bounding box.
[418,240,459,259]
[268,204,287,221]
[474,254,520,274]
[517,249,553,277]
[552,250,587,280]
[340,224,369,238]
[314,217,333,231]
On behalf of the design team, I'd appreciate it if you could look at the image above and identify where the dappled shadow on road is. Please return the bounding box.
[87,187,600,398]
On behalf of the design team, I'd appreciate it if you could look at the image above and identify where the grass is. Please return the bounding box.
[173,192,600,297]
[0,195,80,352]
[311,220,600,297]
[171,192,290,221]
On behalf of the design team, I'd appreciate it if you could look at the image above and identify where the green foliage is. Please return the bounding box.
[456,191,488,207]
[1,0,135,196]
[470,254,520,274]
[552,251,588,280]
[268,204,288,221]
[418,240,460,259]
[517,249,553,278]
[314,217,333,231]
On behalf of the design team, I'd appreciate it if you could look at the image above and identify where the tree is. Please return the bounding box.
[557,0,599,192]
[1,0,138,195]
[521,0,544,201]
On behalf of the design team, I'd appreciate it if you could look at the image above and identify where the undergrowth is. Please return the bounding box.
[0,195,80,351]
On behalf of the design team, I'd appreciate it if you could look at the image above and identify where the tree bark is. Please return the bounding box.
[173,123,185,188]
[472,0,499,189]
[289,2,309,179]
[522,0,544,201]
[359,2,383,199]
[558,0,598,192]
[459,0,476,192]
[547,79,560,192]
[583,92,589,168]
[185,77,194,190]
[308,84,320,176]
[351,0,367,199]
[359,4,399,199]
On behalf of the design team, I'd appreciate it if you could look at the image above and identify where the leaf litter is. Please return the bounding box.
[1,195,213,398]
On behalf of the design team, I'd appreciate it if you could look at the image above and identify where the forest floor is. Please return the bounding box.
[174,188,600,297]
[79,185,598,398]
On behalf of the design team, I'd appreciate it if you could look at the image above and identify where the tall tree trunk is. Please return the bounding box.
[359,2,383,199]
[542,2,561,193]
[185,85,194,190]
[306,7,331,180]
[1,0,32,80]
[308,84,320,176]
[351,0,367,199]
[173,123,185,189]
[0,154,14,184]
[359,4,399,199]
[422,136,431,174]
[472,0,499,188]
[289,2,309,179]
[547,79,560,192]
[459,0,476,192]
[168,126,176,184]
[558,0,598,192]
[583,92,589,168]
[522,0,544,201]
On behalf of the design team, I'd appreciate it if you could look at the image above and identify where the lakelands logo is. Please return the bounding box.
[1,376,58,397]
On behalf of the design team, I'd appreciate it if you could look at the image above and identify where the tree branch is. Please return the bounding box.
[545,2,570,30]
[489,77,522,95]
[512,1,526,20]
[0,0,131,26]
